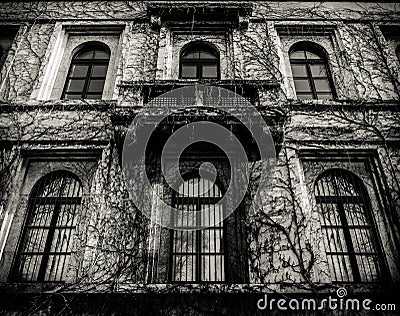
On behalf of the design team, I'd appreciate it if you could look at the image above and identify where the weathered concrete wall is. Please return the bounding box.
[0,2,399,102]
[0,2,399,309]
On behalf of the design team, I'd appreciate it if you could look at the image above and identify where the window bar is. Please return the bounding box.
[195,177,200,282]
[317,179,341,282]
[331,173,353,282]
[30,177,54,280]
[345,171,370,282]
[12,171,81,282]
[30,175,56,281]
[349,173,375,282]
[316,170,386,283]
[185,182,189,282]
[37,177,65,281]
[328,173,349,282]
[57,179,78,281]
[209,190,211,280]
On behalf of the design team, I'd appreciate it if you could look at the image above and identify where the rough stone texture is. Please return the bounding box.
[0,1,399,315]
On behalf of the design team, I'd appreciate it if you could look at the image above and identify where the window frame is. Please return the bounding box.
[61,43,110,100]
[289,43,337,100]
[315,169,388,283]
[10,170,82,283]
[168,175,227,284]
[179,43,220,80]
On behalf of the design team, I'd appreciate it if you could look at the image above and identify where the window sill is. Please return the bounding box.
[0,99,117,112]
[0,281,396,295]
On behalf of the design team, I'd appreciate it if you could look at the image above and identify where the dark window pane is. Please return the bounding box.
[93,50,110,59]
[310,64,327,77]
[63,45,110,99]
[91,65,108,77]
[85,93,102,99]
[344,203,368,226]
[202,64,218,78]
[65,79,85,93]
[291,64,307,77]
[75,50,94,59]
[201,255,224,281]
[180,45,220,80]
[200,51,217,59]
[88,79,105,93]
[173,255,195,282]
[290,50,306,59]
[70,65,89,77]
[294,79,311,92]
[314,79,331,92]
[64,94,82,99]
[181,64,197,78]
[297,93,313,100]
[306,51,321,59]
[182,51,200,59]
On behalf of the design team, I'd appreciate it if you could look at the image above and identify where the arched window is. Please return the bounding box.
[289,43,335,100]
[62,43,110,99]
[169,176,225,282]
[315,169,386,283]
[11,171,82,282]
[180,43,220,80]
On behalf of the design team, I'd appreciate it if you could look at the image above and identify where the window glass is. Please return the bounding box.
[180,44,220,80]
[289,45,335,100]
[315,169,386,283]
[62,44,110,99]
[202,64,218,78]
[170,176,225,283]
[181,64,197,78]
[11,171,82,282]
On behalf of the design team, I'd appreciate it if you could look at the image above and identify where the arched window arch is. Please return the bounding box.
[289,42,336,100]
[314,169,386,283]
[62,42,110,99]
[169,174,225,283]
[179,42,220,80]
[11,171,82,282]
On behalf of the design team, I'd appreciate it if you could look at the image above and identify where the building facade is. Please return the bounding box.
[0,1,399,314]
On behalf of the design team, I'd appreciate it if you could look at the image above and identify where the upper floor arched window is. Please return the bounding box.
[314,169,386,283]
[62,43,110,100]
[11,171,82,282]
[169,175,225,283]
[180,43,220,80]
[289,42,335,100]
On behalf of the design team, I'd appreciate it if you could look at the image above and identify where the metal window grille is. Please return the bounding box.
[315,169,386,283]
[180,44,220,80]
[11,171,82,282]
[169,176,225,283]
[289,45,336,100]
[62,44,110,100]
